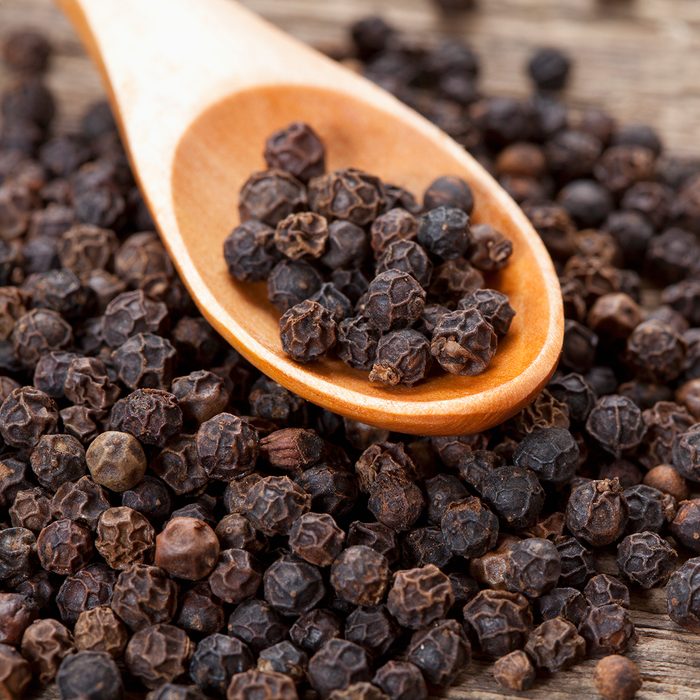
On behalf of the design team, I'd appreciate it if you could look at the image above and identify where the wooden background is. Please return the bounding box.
[2,0,700,698]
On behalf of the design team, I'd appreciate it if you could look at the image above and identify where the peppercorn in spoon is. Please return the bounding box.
[58,0,563,435]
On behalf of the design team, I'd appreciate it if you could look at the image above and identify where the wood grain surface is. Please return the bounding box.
[2,0,700,698]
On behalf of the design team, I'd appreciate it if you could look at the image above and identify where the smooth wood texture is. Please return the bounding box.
[3,1,700,698]
[54,0,563,436]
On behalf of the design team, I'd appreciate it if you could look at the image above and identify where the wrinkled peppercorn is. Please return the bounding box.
[189,633,254,696]
[74,605,128,657]
[505,538,561,598]
[56,650,123,700]
[617,531,677,589]
[387,564,453,629]
[566,479,629,546]
[208,549,262,605]
[280,299,337,362]
[125,623,193,689]
[111,564,178,631]
[579,603,637,656]
[493,649,535,691]
[308,638,372,697]
[243,475,310,536]
[463,589,533,658]
[406,619,471,687]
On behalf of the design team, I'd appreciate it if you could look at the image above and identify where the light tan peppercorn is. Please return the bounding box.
[86,431,147,492]
[74,606,128,658]
[594,655,642,700]
[492,650,535,691]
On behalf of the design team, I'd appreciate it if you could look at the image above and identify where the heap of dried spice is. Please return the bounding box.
[224,124,515,387]
[3,11,700,700]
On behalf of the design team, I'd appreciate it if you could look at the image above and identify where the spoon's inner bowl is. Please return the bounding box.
[171,84,558,430]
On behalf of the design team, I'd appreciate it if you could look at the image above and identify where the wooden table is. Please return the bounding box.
[2,1,700,698]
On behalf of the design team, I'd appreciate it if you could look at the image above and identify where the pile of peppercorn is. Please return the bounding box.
[224,124,515,386]
[1,9,700,700]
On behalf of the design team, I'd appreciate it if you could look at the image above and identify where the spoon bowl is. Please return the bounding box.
[59,0,563,435]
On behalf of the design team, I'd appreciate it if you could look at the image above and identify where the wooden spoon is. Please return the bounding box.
[58,0,563,436]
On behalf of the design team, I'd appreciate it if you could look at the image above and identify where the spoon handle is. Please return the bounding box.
[56,0,354,181]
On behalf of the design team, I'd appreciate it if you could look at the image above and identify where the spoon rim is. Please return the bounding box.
[169,82,563,426]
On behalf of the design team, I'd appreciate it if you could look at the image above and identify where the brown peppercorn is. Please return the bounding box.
[112,332,177,391]
[525,617,585,673]
[37,518,93,575]
[441,496,499,558]
[259,428,324,473]
[617,531,677,589]
[586,395,646,456]
[172,370,230,424]
[9,487,51,533]
[373,660,427,700]
[56,563,116,625]
[364,270,425,332]
[309,168,384,226]
[214,513,265,553]
[257,640,307,685]
[102,290,169,348]
[64,356,121,410]
[677,379,700,420]
[51,475,110,530]
[643,464,688,502]
[125,623,193,689]
[0,643,31,700]
[330,546,389,607]
[74,605,128,657]
[386,564,454,629]
[227,669,299,700]
[0,386,58,449]
[208,548,262,605]
[96,506,155,569]
[111,564,178,631]
[86,430,147,492]
[565,479,629,546]
[243,475,311,536]
[275,211,328,260]
[152,435,208,497]
[505,537,562,598]
[280,299,337,363]
[0,593,37,646]
[111,388,183,448]
[263,555,325,616]
[463,589,533,658]
[11,309,73,370]
[595,655,642,700]
[492,650,535,691]
[20,618,74,685]
[579,604,637,656]
[367,473,425,531]
[538,587,589,626]
[264,121,325,182]
[369,330,431,387]
[289,512,345,566]
[154,517,219,581]
[406,619,471,687]
[239,169,307,226]
[196,413,259,481]
[584,574,630,609]
[308,638,372,698]
[344,605,399,659]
